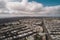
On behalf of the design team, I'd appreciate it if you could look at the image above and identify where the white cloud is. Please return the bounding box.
[6,0,43,12]
[43,6,60,14]
[0,0,6,9]
[0,0,60,17]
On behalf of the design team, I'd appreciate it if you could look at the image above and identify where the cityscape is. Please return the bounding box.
[0,17,60,40]
[0,0,60,40]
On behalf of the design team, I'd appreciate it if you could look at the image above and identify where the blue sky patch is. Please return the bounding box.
[29,0,60,6]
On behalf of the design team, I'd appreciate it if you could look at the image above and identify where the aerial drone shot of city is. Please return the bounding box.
[0,0,60,40]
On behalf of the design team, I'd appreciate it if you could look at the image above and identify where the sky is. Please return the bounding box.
[30,0,60,6]
[0,0,60,17]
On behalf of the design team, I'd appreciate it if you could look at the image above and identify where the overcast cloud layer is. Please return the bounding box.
[0,0,60,17]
